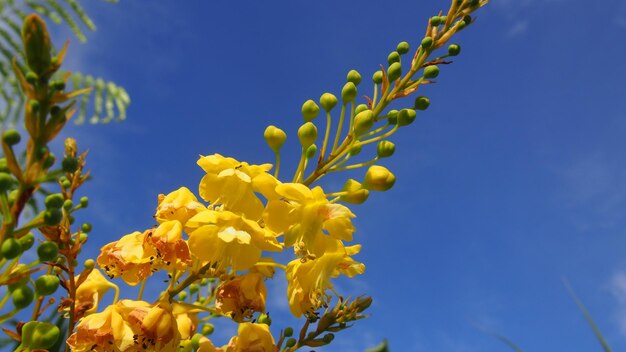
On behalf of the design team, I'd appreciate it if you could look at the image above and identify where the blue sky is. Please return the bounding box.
[36,0,626,350]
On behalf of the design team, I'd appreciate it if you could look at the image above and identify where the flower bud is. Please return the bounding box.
[3,129,21,146]
[301,100,320,121]
[372,70,383,84]
[387,110,399,125]
[353,110,374,135]
[80,196,88,208]
[21,321,61,349]
[283,327,294,337]
[189,283,199,294]
[298,122,317,148]
[396,41,410,55]
[202,323,214,335]
[26,72,38,84]
[63,199,73,210]
[322,333,335,343]
[8,190,17,204]
[62,157,79,173]
[421,36,433,49]
[191,333,203,349]
[37,241,59,262]
[347,69,362,85]
[440,15,448,23]
[286,338,297,348]
[414,96,430,110]
[387,51,400,65]
[29,100,40,112]
[363,165,396,191]
[51,80,65,91]
[387,62,402,82]
[42,153,56,169]
[200,278,209,286]
[340,179,369,204]
[398,109,417,126]
[81,223,92,233]
[19,232,35,251]
[377,140,395,158]
[430,16,442,26]
[305,144,317,159]
[349,144,362,156]
[0,158,8,173]
[423,65,439,79]
[22,14,53,76]
[177,291,188,300]
[355,104,369,115]
[0,173,13,193]
[79,233,88,243]
[83,259,95,269]
[44,208,62,226]
[1,238,22,259]
[34,275,60,296]
[12,284,34,309]
[61,179,71,189]
[44,193,64,209]
[257,313,272,325]
[448,43,461,56]
[319,93,338,112]
[341,82,357,103]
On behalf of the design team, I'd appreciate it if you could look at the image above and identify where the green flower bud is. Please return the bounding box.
[68,215,75,225]
[286,338,297,348]
[202,324,214,335]
[372,70,383,84]
[3,129,21,146]
[80,196,88,208]
[81,223,92,233]
[21,321,61,349]
[341,82,357,103]
[1,238,22,259]
[301,99,320,121]
[44,193,64,209]
[34,275,60,296]
[257,313,272,325]
[42,153,56,169]
[398,109,417,126]
[37,241,58,262]
[457,20,467,30]
[340,179,369,204]
[78,232,88,243]
[51,80,65,91]
[44,208,62,226]
[396,41,410,55]
[347,70,362,85]
[364,165,396,191]
[387,51,400,65]
[349,144,362,156]
[61,179,71,189]
[421,36,433,49]
[423,65,439,79]
[0,158,8,173]
[29,100,40,112]
[22,14,53,76]
[189,283,199,294]
[12,284,34,309]
[305,144,317,160]
[319,93,338,112]
[283,327,294,337]
[440,15,448,23]
[448,43,461,56]
[63,199,73,211]
[355,105,369,116]
[8,190,17,204]
[470,0,480,7]
[414,96,430,110]
[200,278,209,286]
[0,173,14,193]
[19,232,35,251]
[25,72,38,84]
[178,291,188,300]
[353,110,374,135]
[83,259,95,269]
[388,62,402,82]
[430,16,442,26]
[377,140,396,158]
[297,122,317,148]
[322,333,335,343]
[387,110,399,125]
[191,333,203,349]
[62,157,78,173]
[50,105,61,118]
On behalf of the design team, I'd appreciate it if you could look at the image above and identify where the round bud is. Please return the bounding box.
[25,72,38,84]
[80,196,89,208]
[421,36,433,49]
[8,190,17,204]
[1,238,22,259]
[202,324,214,335]
[12,284,34,309]
[191,334,203,349]
[34,275,60,296]
[355,104,369,115]
[396,41,410,55]
[457,20,467,30]
[297,122,317,148]
[387,51,400,65]
[414,96,430,111]
[257,313,272,325]
[200,278,209,286]
[3,129,21,146]
[319,93,338,112]
[364,165,396,191]
[21,321,60,350]
[341,82,357,103]
[305,144,317,160]
[189,283,199,294]
[430,16,442,26]
[283,327,294,337]
[423,65,439,79]
[340,179,369,204]
[372,70,383,84]
[347,70,362,85]
[353,110,374,135]
[63,199,73,211]
[62,157,78,173]
[19,232,35,251]
[29,100,40,112]
[51,80,65,91]
[44,209,62,226]
[178,291,188,300]
[37,241,59,262]
[377,140,396,158]
[61,179,71,188]
[42,153,56,169]
[0,173,14,193]
[398,109,417,126]
[322,333,335,343]
[81,223,92,233]
[349,144,362,156]
[387,110,399,125]
[0,158,8,172]
[83,259,95,269]
[448,43,461,56]
[44,193,64,209]
[440,15,447,23]
[78,233,88,243]
[286,338,297,348]
[387,62,402,82]
[68,215,75,225]
[301,100,320,121]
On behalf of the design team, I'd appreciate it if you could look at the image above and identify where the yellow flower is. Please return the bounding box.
[197,336,223,352]
[197,154,279,220]
[121,299,181,351]
[67,304,134,352]
[147,220,191,270]
[172,302,202,340]
[286,238,365,317]
[264,183,355,253]
[187,210,282,271]
[74,269,118,317]
[155,186,207,224]
[215,273,267,322]
[97,231,156,286]
[225,323,276,352]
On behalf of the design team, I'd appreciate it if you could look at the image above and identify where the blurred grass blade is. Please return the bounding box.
[365,339,389,352]
[475,324,524,352]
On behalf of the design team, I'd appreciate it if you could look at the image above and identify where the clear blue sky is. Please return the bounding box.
[44,0,626,351]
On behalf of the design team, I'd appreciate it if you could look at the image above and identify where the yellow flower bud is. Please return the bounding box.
[298,122,317,148]
[340,179,369,204]
[264,125,287,153]
[305,144,317,159]
[347,69,362,85]
[376,140,395,158]
[353,110,374,135]
[22,14,53,76]
[301,99,320,121]
[21,321,60,350]
[363,165,396,191]
[341,82,357,103]
[388,62,402,82]
[319,93,338,112]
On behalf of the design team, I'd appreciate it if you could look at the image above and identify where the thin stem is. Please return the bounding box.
[137,278,147,300]
[320,111,332,160]
[331,104,347,154]
[274,152,281,178]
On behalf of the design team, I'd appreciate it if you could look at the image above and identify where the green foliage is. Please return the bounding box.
[0,0,129,126]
